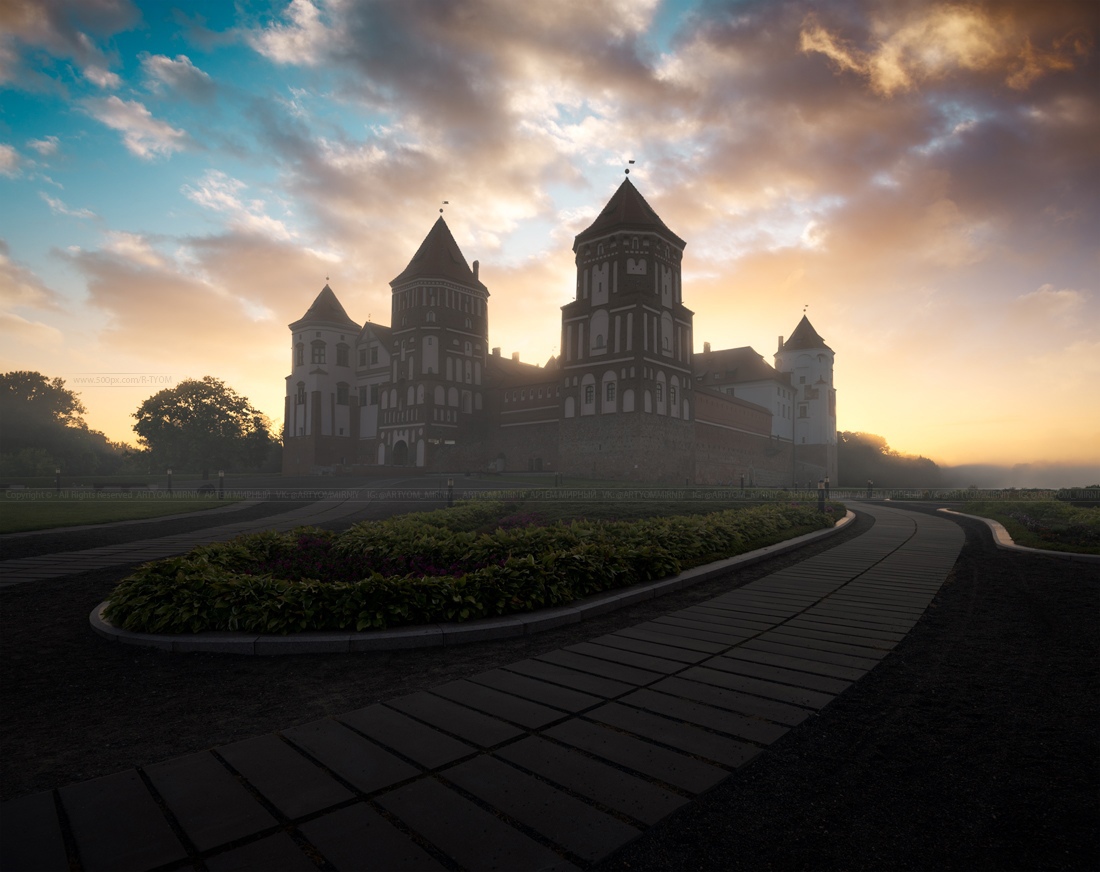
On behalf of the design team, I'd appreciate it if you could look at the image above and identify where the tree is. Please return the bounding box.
[0,371,135,476]
[1,371,87,451]
[838,431,943,488]
[132,377,278,476]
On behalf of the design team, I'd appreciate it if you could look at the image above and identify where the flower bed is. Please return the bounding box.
[103,501,843,634]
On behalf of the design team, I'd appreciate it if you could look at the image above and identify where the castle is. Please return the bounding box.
[282,178,837,486]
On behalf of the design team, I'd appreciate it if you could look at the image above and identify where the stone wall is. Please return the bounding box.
[558,413,696,484]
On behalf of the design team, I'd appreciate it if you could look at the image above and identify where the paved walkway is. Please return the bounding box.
[0,485,402,588]
[0,503,964,871]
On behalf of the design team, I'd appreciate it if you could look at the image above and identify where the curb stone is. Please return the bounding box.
[937,508,1100,563]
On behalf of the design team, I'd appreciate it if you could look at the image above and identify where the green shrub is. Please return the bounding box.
[103,500,842,634]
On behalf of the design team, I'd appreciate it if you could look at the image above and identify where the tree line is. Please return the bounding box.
[836,431,943,488]
[1,372,280,479]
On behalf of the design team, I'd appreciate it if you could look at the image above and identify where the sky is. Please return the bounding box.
[1,0,1097,479]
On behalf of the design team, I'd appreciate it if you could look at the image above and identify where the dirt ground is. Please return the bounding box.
[1,505,1096,869]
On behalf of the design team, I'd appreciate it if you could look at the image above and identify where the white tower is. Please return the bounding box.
[775,315,837,483]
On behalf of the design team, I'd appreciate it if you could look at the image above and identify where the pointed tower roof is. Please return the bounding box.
[289,285,359,331]
[390,216,487,291]
[781,315,831,352]
[574,177,685,250]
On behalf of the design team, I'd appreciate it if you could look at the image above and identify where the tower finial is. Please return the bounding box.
[625,159,635,176]
[440,200,449,215]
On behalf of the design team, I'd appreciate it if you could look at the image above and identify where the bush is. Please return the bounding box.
[103,500,842,634]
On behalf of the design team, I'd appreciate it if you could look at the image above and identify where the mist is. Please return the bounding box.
[939,463,1100,490]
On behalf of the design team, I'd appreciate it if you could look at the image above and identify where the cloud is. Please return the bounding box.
[81,96,189,159]
[246,0,329,66]
[0,311,65,347]
[26,135,60,156]
[0,240,62,310]
[102,231,164,267]
[0,143,19,176]
[39,192,98,220]
[0,0,140,89]
[83,63,120,89]
[182,170,296,240]
[140,52,216,100]
[799,2,1091,96]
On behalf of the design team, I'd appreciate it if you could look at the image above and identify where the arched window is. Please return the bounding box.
[294,343,304,366]
[295,382,305,404]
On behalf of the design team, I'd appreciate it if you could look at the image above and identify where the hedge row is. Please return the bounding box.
[103,501,843,634]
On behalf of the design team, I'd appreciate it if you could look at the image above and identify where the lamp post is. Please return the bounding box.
[447,477,454,508]
[218,470,224,500]
[824,475,830,500]
[55,467,60,493]
[867,479,873,500]
[817,478,825,514]
[167,468,172,493]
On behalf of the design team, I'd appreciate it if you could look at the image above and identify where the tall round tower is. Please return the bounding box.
[775,315,837,484]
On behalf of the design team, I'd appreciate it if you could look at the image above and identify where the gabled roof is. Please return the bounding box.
[781,316,831,352]
[390,216,487,291]
[574,177,685,249]
[290,285,359,331]
[357,321,392,344]
[694,346,782,383]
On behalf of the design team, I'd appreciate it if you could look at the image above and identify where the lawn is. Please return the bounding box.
[962,499,1100,555]
[0,492,245,534]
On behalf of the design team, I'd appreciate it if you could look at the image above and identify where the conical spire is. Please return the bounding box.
[574,177,685,249]
[290,284,359,330]
[390,216,485,290]
[782,315,831,351]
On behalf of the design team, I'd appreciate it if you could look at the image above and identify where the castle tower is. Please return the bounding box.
[282,284,361,474]
[558,178,696,482]
[380,216,489,467]
[775,315,837,484]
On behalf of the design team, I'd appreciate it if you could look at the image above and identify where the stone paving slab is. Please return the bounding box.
[377,777,579,872]
[280,719,420,794]
[3,503,969,870]
[217,734,356,819]
[58,770,187,871]
[445,754,640,863]
[544,718,729,794]
[338,704,477,770]
[386,691,525,747]
[298,802,447,871]
[0,790,69,872]
[144,751,277,852]
[495,736,689,826]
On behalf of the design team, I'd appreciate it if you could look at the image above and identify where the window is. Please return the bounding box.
[358,386,367,406]
[426,311,436,323]
[295,343,304,366]
[606,382,615,402]
[370,346,379,365]
[311,342,325,364]
[336,344,349,367]
[799,404,808,418]
[336,383,349,405]
[670,386,677,405]
[656,383,663,402]
[296,382,305,404]
[358,348,367,367]
[370,384,379,405]
[595,334,605,348]
[584,384,594,404]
